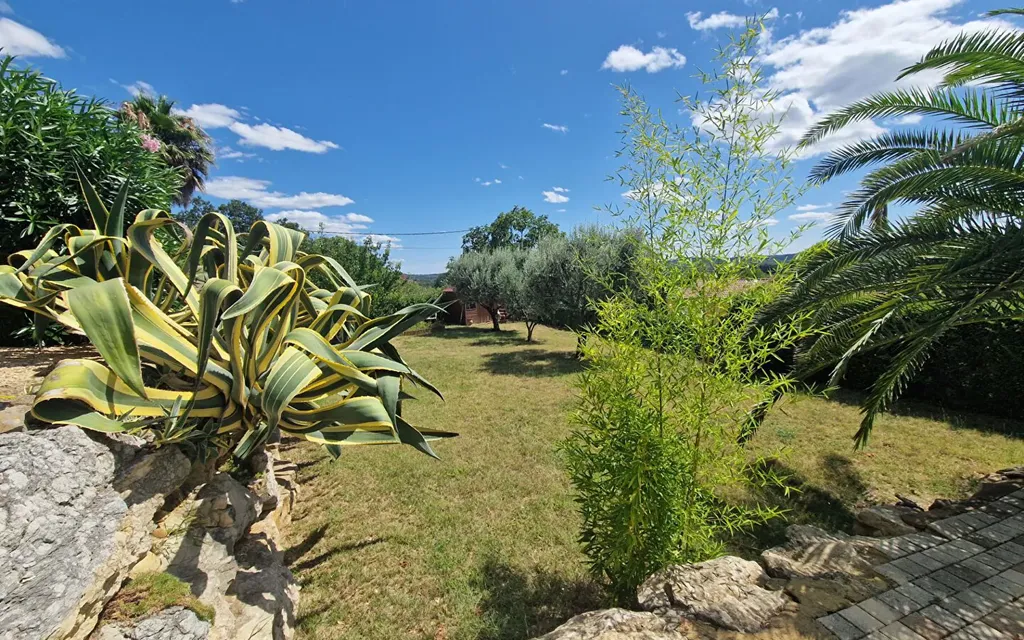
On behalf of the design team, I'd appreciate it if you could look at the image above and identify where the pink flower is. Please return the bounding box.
[140,134,161,153]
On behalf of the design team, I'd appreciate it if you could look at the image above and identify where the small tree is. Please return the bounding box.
[562,21,812,601]
[524,226,637,351]
[462,206,562,253]
[446,249,520,331]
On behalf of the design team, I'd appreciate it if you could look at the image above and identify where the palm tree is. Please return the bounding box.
[765,10,1024,446]
[120,94,214,206]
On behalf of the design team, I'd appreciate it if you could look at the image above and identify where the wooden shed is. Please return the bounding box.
[437,288,503,326]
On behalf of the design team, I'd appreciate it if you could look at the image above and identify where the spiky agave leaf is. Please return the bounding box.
[0,174,456,460]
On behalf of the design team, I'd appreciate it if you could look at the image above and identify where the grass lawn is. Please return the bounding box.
[283,323,1024,640]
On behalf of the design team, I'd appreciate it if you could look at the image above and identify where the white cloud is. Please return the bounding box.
[894,114,924,125]
[542,190,570,204]
[499,163,509,169]
[365,234,402,249]
[560,69,569,75]
[229,122,338,153]
[601,45,686,72]
[788,211,835,222]
[0,17,64,57]
[177,103,241,129]
[556,208,567,213]
[760,217,780,226]
[203,176,354,209]
[656,31,667,39]
[796,202,834,212]
[264,210,376,240]
[552,186,569,193]
[216,146,257,161]
[518,175,524,180]
[688,7,777,31]
[480,177,503,187]
[760,0,1013,157]
[122,80,156,97]
[173,102,338,154]
[542,123,569,133]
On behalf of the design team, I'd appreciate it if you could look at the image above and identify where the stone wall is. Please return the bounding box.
[0,422,300,640]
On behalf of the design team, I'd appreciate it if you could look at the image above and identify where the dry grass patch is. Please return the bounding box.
[283,323,1024,640]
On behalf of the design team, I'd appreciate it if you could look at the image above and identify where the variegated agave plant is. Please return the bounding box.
[0,171,455,460]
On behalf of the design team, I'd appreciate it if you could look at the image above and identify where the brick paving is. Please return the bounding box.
[819,489,1024,640]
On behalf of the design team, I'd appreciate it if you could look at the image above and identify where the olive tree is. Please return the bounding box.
[445,248,521,331]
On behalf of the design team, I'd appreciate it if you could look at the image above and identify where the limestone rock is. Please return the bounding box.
[637,556,789,632]
[0,427,189,640]
[762,526,876,579]
[93,607,210,640]
[161,473,295,640]
[855,505,917,537]
[971,467,1024,501]
[0,404,30,434]
[534,609,688,640]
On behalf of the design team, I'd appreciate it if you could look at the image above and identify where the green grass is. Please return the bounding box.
[284,323,1024,640]
[103,572,215,624]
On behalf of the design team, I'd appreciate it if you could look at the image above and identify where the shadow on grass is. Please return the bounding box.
[732,454,865,554]
[291,537,386,575]
[482,349,583,379]
[473,558,607,640]
[823,388,1024,440]
[409,325,528,346]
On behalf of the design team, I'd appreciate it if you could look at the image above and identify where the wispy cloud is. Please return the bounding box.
[204,176,354,209]
[216,146,258,162]
[795,203,834,212]
[0,18,64,57]
[560,69,569,75]
[542,123,569,133]
[601,45,686,72]
[173,102,339,154]
[551,186,569,193]
[542,190,570,204]
[687,8,777,31]
[788,211,835,222]
[0,3,14,15]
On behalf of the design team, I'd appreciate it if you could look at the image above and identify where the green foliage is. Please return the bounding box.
[522,226,638,341]
[303,234,405,315]
[177,197,264,231]
[103,572,215,624]
[764,12,1024,446]
[562,24,811,601]
[0,56,182,255]
[0,56,183,347]
[118,94,214,207]
[0,173,455,461]
[374,279,443,319]
[446,248,522,331]
[462,206,562,253]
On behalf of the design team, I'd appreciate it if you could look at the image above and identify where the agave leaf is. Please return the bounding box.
[65,279,148,399]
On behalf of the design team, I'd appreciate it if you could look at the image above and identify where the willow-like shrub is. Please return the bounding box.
[562,22,814,601]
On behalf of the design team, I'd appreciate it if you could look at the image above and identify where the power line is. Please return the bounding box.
[309,228,470,237]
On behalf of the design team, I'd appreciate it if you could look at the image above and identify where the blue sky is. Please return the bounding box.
[1,0,1016,272]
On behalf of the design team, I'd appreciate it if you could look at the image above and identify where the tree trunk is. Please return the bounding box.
[526,321,537,342]
[484,305,501,331]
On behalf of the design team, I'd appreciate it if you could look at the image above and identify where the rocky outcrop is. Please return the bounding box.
[93,608,210,640]
[536,609,689,639]
[0,427,189,640]
[143,472,297,640]
[637,557,789,633]
[854,505,917,537]
[762,526,877,579]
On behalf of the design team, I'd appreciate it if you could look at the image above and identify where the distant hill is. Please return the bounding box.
[404,273,445,286]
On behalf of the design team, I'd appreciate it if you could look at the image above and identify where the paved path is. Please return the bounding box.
[819,489,1024,640]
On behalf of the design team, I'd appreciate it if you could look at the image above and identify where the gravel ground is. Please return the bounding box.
[0,345,98,403]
